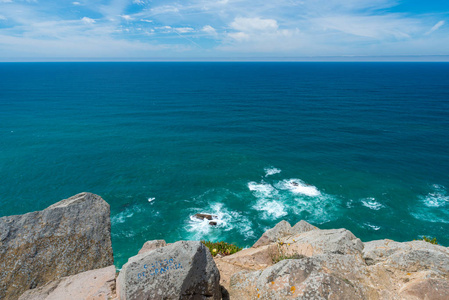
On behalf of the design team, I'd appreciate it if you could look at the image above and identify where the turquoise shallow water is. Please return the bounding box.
[1,62,448,267]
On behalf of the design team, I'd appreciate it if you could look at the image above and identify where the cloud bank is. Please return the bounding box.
[0,0,448,60]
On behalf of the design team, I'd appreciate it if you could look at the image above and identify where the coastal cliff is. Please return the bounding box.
[1,193,448,299]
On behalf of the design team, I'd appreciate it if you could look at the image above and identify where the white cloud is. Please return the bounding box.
[312,15,416,39]
[0,0,448,59]
[201,25,217,35]
[227,31,249,41]
[81,17,95,24]
[174,27,194,33]
[230,17,278,32]
[426,20,445,35]
[150,5,179,15]
[120,15,133,21]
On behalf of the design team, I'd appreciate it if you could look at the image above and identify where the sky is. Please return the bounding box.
[0,0,448,61]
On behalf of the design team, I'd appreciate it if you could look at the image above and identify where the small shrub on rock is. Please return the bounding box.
[418,236,438,245]
[201,240,242,257]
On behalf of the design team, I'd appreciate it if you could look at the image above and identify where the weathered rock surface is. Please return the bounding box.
[18,266,116,300]
[0,192,114,300]
[138,240,167,255]
[217,220,449,300]
[229,258,364,299]
[363,239,449,273]
[117,240,221,300]
[280,228,364,257]
[252,220,318,248]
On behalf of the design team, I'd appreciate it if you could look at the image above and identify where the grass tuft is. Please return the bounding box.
[201,240,243,257]
[417,236,438,245]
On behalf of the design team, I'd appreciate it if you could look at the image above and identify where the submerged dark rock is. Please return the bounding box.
[194,213,218,221]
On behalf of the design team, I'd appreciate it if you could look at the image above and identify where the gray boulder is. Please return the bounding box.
[253,220,318,248]
[18,265,116,300]
[0,192,114,300]
[229,258,364,299]
[117,241,221,300]
[281,228,364,256]
[291,220,318,235]
[138,240,167,255]
[363,239,449,273]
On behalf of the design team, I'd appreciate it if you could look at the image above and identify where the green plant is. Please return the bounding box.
[201,240,243,257]
[418,236,438,245]
[272,253,305,264]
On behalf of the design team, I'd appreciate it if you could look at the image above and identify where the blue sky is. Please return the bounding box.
[0,0,448,61]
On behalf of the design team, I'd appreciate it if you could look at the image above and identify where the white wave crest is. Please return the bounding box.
[248,181,278,198]
[365,223,381,230]
[411,184,449,224]
[253,199,287,219]
[361,198,384,210]
[421,184,449,208]
[264,167,281,177]
[186,202,255,240]
[275,179,321,197]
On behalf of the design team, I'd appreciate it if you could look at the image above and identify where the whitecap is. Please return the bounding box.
[264,167,281,177]
[361,198,384,210]
[275,179,321,197]
[365,223,381,230]
[186,202,255,240]
[111,210,134,224]
[421,184,449,208]
[411,184,449,224]
[248,181,278,198]
[253,199,287,220]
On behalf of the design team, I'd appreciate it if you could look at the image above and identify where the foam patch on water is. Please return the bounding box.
[421,184,449,208]
[186,202,255,240]
[275,179,321,197]
[248,175,340,224]
[365,223,381,230]
[253,198,288,219]
[248,181,278,198]
[411,184,449,224]
[264,167,281,177]
[361,198,384,210]
[112,205,142,224]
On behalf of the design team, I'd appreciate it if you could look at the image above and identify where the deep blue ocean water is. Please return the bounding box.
[1,62,448,267]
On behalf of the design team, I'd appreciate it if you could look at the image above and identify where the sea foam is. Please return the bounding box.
[264,167,281,177]
[275,179,321,197]
[411,184,449,224]
[421,184,448,208]
[186,202,255,241]
[361,198,384,210]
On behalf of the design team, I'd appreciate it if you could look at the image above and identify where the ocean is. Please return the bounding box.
[1,62,448,268]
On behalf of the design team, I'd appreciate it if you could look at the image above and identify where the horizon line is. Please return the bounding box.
[1,55,449,63]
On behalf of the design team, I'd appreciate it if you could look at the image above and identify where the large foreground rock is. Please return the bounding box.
[229,258,364,299]
[218,220,449,299]
[0,193,114,300]
[117,240,221,300]
[253,220,318,248]
[18,266,116,300]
